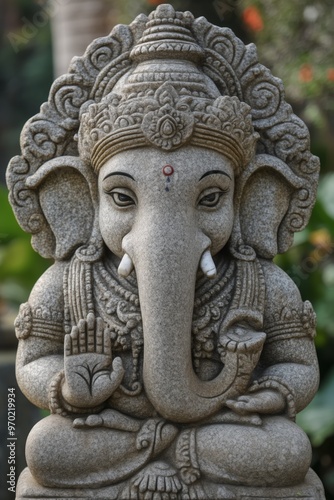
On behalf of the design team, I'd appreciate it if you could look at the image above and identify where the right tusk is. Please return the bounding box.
[200,249,217,278]
[118,253,134,278]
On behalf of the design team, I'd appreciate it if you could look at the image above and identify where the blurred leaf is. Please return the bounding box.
[0,186,51,303]
[323,264,334,286]
[297,368,334,446]
[0,186,27,241]
[293,229,310,246]
[318,174,334,220]
[0,281,29,304]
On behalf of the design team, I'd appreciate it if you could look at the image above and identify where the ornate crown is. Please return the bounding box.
[77,4,258,174]
[78,84,258,174]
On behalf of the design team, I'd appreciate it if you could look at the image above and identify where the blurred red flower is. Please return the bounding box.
[327,68,334,82]
[242,6,264,32]
[299,64,313,83]
[147,0,165,5]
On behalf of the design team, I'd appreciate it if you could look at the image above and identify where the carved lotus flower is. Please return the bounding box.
[141,104,194,150]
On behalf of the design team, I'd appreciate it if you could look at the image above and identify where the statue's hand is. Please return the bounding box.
[62,313,124,408]
[226,389,285,415]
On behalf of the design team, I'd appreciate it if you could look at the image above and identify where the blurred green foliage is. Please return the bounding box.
[237,0,334,494]
[0,0,53,183]
[0,0,53,345]
[1,0,334,497]
[0,186,50,304]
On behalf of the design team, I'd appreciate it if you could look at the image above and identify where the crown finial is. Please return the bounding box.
[130,4,203,63]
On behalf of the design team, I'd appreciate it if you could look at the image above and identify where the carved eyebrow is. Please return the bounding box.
[199,170,232,181]
[103,172,135,181]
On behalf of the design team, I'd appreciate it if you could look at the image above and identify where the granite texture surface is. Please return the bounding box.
[6,3,324,499]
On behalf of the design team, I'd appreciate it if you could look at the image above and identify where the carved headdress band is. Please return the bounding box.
[78,84,259,175]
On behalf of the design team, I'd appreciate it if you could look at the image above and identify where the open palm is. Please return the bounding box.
[62,313,124,408]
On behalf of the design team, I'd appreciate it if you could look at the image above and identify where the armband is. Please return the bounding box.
[248,376,296,419]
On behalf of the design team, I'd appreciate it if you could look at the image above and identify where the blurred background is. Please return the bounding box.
[0,0,333,498]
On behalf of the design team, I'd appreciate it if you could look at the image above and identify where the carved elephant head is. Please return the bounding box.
[24,136,306,422]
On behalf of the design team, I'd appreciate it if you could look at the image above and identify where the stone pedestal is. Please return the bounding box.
[16,467,325,500]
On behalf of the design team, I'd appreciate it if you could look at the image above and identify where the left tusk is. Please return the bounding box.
[200,249,217,278]
[118,253,134,278]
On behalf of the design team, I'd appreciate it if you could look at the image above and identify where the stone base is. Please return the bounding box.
[16,468,325,500]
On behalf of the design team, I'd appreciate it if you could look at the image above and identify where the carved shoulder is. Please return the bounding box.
[29,261,66,313]
[14,261,67,343]
[261,259,302,310]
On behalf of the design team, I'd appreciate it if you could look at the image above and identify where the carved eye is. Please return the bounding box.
[109,190,136,207]
[198,190,226,208]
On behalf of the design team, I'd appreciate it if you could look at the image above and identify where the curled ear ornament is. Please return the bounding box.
[230,154,307,261]
[25,156,103,261]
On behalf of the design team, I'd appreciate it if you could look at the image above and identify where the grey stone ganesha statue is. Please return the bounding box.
[7,4,326,500]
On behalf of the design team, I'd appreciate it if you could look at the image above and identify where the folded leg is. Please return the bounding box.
[26,414,177,488]
[195,416,311,487]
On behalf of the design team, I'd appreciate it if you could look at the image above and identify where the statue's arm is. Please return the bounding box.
[254,260,320,415]
[15,261,66,410]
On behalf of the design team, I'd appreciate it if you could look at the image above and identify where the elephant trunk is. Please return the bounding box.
[122,216,264,423]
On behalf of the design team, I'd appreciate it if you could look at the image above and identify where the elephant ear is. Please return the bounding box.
[25,156,100,260]
[230,155,305,260]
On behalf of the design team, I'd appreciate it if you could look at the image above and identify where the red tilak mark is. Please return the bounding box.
[163,165,174,176]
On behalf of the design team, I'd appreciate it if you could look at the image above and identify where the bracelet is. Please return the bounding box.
[48,370,104,416]
[248,376,296,419]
